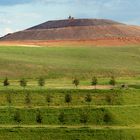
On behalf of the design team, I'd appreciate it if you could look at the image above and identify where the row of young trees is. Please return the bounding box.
[3,77,45,88]
[58,111,112,125]
[2,76,116,88]
[6,92,116,107]
[73,76,116,88]
[13,109,112,125]
[6,93,91,106]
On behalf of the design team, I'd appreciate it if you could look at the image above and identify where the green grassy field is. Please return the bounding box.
[0,45,140,79]
[0,88,138,139]
[0,45,140,139]
[0,89,139,106]
[0,128,139,140]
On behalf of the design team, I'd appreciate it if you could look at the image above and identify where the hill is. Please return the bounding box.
[1,18,140,46]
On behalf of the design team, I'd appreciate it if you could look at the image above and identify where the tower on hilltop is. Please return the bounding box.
[68,15,74,20]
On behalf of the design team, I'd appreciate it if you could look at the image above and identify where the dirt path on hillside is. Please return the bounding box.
[79,85,112,89]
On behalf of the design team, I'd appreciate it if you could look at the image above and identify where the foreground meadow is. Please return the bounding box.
[0,88,139,139]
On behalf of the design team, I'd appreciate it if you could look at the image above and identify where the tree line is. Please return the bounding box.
[6,91,120,108]
[2,76,116,88]
[13,108,112,125]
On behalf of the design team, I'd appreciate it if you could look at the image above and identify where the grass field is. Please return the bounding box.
[0,45,140,79]
[0,128,139,140]
[0,88,138,139]
[0,45,140,139]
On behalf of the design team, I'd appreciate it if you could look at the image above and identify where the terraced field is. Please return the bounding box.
[0,88,139,139]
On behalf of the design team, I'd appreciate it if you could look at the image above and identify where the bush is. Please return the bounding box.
[80,112,88,125]
[25,93,31,106]
[95,108,113,124]
[36,110,43,124]
[95,108,106,124]
[85,94,92,104]
[6,93,12,104]
[19,78,27,88]
[38,77,45,87]
[109,76,116,87]
[65,93,72,105]
[3,77,10,87]
[103,113,112,123]
[58,112,65,125]
[91,77,98,89]
[105,94,114,105]
[46,94,52,106]
[14,110,21,123]
[72,78,79,87]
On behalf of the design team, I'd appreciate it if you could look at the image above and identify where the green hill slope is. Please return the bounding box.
[0,45,140,79]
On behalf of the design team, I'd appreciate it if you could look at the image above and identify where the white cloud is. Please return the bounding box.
[0,19,12,24]
[0,28,14,36]
[4,28,13,34]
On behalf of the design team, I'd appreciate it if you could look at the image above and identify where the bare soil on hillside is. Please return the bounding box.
[0,37,140,47]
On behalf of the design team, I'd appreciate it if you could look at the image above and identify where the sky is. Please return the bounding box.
[0,0,140,36]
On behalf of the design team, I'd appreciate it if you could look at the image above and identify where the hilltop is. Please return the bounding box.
[1,18,140,46]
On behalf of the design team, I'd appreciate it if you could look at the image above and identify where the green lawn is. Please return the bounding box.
[0,45,140,79]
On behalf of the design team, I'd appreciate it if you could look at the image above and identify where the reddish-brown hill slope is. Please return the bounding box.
[1,18,140,46]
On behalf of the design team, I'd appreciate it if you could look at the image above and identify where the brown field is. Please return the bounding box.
[1,37,140,47]
[1,19,140,47]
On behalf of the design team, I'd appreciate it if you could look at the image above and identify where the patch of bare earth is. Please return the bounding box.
[79,85,112,89]
[1,37,140,47]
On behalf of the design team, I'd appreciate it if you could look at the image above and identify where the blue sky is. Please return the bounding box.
[0,0,140,36]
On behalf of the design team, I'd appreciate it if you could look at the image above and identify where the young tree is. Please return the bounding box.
[46,94,52,106]
[91,76,98,89]
[72,78,79,88]
[103,113,112,123]
[105,94,113,105]
[6,93,12,105]
[36,110,43,124]
[3,77,10,87]
[85,93,92,105]
[19,78,27,88]
[65,93,72,106]
[109,76,116,88]
[58,112,65,125]
[14,110,21,123]
[80,112,88,125]
[25,93,31,106]
[38,77,45,87]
